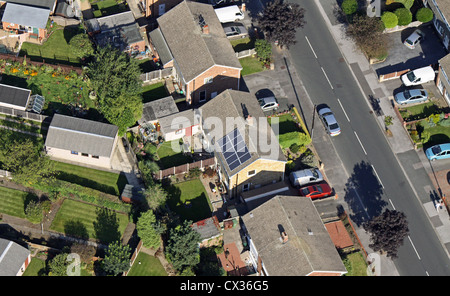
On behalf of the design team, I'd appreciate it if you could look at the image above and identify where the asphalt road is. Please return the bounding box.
[280,0,450,275]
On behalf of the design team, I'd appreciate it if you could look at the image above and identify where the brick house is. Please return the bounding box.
[436,53,450,106]
[199,90,286,199]
[148,0,242,106]
[141,0,183,18]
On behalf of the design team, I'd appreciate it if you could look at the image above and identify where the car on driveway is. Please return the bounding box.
[401,66,436,86]
[404,29,424,49]
[426,143,450,161]
[299,181,333,200]
[317,105,341,136]
[258,96,279,112]
[222,22,248,39]
[394,88,428,105]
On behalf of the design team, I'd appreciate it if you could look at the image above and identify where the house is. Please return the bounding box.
[423,0,450,50]
[436,53,450,105]
[157,108,201,141]
[85,11,146,54]
[148,0,242,105]
[1,2,50,40]
[141,0,183,18]
[0,238,31,276]
[199,89,286,199]
[0,0,57,12]
[44,114,119,169]
[240,195,348,276]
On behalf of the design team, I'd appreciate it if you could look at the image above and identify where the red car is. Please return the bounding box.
[299,182,333,199]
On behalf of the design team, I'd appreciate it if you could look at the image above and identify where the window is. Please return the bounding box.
[199,91,206,102]
[92,155,99,159]
[204,77,213,84]
[247,170,256,177]
[175,129,183,135]
[71,151,78,155]
[243,183,250,192]
[81,153,89,157]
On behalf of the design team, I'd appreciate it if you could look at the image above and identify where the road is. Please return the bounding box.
[278,0,450,275]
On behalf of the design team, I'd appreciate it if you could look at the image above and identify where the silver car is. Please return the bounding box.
[403,29,424,49]
[223,23,248,39]
[394,88,428,105]
[317,106,341,136]
[258,96,279,112]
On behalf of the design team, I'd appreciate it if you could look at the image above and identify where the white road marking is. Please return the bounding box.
[321,67,334,89]
[371,165,384,189]
[305,36,318,59]
[354,131,367,155]
[389,199,396,210]
[337,99,350,122]
[408,236,421,260]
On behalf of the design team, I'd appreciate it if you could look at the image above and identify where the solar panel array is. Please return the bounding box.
[217,128,251,171]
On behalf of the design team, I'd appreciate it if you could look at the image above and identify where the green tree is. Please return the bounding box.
[254,39,272,65]
[165,220,201,274]
[102,241,131,276]
[136,210,161,249]
[143,183,168,212]
[381,11,398,28]
[25,200,43,224]
[48,253,69,276]
[341,0,358,15]
[416,8,434,23]
[69,33,94,58]
[394,8,412,26]
[138,160,159,186]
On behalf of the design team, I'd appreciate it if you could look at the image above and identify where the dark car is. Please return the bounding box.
[222,23,248,39]
[299,181,333,200]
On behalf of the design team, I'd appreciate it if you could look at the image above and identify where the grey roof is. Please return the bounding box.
[200,90,286,177]
[7,0,56,11]
[148,28,173,66]
[241,195,347,276]
[439,53,450,73]
[2,3,50,29]
[0,238,30,276]
[121,184,144,201]
[192,216,221,240]
[88,11,144,51]
[434,0,450,21]
[0,83,31,108]
[139,96,179,124]
[156,0,241,83]
[158,109,198,134]
[45,114,118,157]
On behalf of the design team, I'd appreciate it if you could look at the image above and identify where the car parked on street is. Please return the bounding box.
[317,105,341,136]
[426,143,450,161]
[394,88,428,105]
[258,96,279,112]
[404,29,425,49]
[299,181,333,200]
[222,22,248,39]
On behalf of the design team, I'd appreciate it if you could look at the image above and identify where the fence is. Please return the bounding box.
[0,106,49,123]
[123,240,143,276]
[378,69,410,82]
[140,67,173,83]
[155,157,215,180]
[0,169,12,179]
[236,48,256,59]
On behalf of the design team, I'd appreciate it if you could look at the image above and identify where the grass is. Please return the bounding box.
[52,161,128,196]
[268,113,301,134]
[127,252,167,276]
[22,257,46,276]
[0,186,34,218]
[141,82,169,103]
[156,140,192,169]
[398,101,438,121]
[230,37,255,52]
[342,252,368,276]
[91,0,129,18]
[50,199,129,243]
[239,56,265,76]
[166,179,212,222]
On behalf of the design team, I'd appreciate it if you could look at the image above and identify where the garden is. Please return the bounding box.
[90,0,129,18]
[126,251,167,276]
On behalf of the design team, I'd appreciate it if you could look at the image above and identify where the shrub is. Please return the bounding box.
[395,0,414,10]
[394,8,412,26]
[278,131,311,149]
[416,8,434,23]
[290,143,300,153]
[341,0,358,15]
[25,200,43,224]
[381,11,398,28]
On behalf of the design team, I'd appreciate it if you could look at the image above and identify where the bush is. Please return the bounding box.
[395,0,414,10]
[381,11,398,28]
[25,200,43,224]
[290,143,300,153]
[341,0,358,15]
[278,131,311,149]
[394,8,412,26]
[416,8,434,23]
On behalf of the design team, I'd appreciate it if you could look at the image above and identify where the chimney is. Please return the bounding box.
[281,231,288,244]
[202,24,210,34]
[246,115,253,126]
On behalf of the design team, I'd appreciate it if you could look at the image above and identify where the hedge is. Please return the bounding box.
[381,11,398,28]
[395,8,412,26]
[416,8,434,23]
[341,0,358,15]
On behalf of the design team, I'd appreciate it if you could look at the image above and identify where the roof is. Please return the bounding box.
[439,53,450,73]
[2,3,50,29]
[0,83,31,108]
[0,238,30,276]
[148,28,173,66]
[241,195,347,276]
[139,96,179,124]
[45,114,118,157]
[200,90,286,177]
[155,0,241,83]
[191,216,221,240]
[6,0,56,11]
[87,11,144,51]
[121,184,144,201]
[324,220,354,249]
[433,0,450,22]
[158,109,199,134]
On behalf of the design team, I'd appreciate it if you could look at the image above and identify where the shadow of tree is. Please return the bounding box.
[343,160,387,227]
[93,207,121,244]
[64,219,89,240]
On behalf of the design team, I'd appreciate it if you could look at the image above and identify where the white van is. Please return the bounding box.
[289,168,323,187]
[214,5,244,23]
[401,66,435,86]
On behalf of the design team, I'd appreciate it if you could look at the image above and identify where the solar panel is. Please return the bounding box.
[218,128,252,171]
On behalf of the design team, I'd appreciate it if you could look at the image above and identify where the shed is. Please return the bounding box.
[120,184,144,204]
[139,96,179,125]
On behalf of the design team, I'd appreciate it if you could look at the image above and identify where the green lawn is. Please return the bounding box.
[156,140,192,169]
[50,199,129,243]
[268,113,300,134]
[141,82,169,103]
[127,252,167,276]
[91,0,129,18]
[23,257,46,276]
[0,186,36,218]
[230,37,255,52]
[239,56,264,76]
[399,101,438,121]
[53,161,128,196]
[166,179,212,222]
[342,252,368,276]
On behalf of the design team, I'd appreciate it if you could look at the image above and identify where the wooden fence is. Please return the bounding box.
[155,157,215,180]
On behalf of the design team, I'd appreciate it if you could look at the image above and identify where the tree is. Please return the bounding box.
[381,11,398,28]
[341,0,358,15]
[416,8,434,23]
[143,183,168,212]
[99,95,142,136]
[136,210,161,249]
[258,0,306,49]
[364,209,409,259]
[394,8,412,26]
[254,39,272,65]
[102,241,131,276]
[24,200,43,224]
[69,33,94,59]
[138,160,160,186]
[165,220,201,274]
[48,253,69,276]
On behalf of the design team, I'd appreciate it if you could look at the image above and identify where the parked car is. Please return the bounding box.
[401,66,435,86]
[214,5,244,23]
[223,22,248,39]
[258,96,279,112]
[404,29,424,49]
[299,181,333,200]
[425,143,450,161]
[289,168,323,187]
[394,88,428,105]
[317,105,341,136]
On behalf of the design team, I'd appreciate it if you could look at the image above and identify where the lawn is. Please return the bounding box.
[22,257,46,276]
[91,0,129,18]
[398,101,438,121]
[239,56,265,76]
[166,179,212,222]
[50,198,129,243]
[0,186,33,219]
[156,140,192,169]
[141,82,169,103]
[127,252,167,276]
[342,252,368,276]
[53,161,128,196]
[230,37,255,52]
[268,113,301,134]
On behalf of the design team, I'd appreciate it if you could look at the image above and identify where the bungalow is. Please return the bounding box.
[199,90,286,199]
[0,238,31,276]
[241,195,348,276]
[44,114,119,169]
[148,0,242,106]
[436,53,450,106]
[1,2,50,40]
